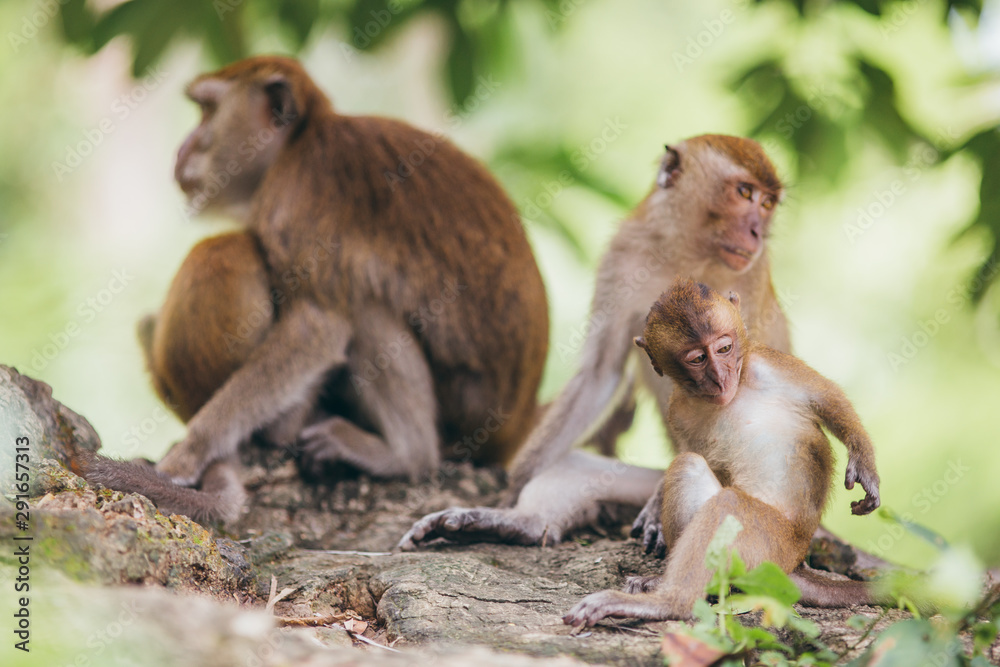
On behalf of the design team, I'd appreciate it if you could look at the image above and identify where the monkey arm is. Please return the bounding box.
[807,372,881,516]
[157,300,352,485]
[505,306,641,503]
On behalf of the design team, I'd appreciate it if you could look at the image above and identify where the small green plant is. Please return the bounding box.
[661,515,840,666]
[661,515,1000,667]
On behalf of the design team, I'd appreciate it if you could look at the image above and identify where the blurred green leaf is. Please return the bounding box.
[731,562,801,607]
[955,129,1000,301]
[878,506,949,550]
[276,0,320,48]
[733,60,850,182]
[856,58,923,162]
[445,17,476,106]
[57,0,96,48]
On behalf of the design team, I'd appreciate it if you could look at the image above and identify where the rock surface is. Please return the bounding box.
[2,365,998,666]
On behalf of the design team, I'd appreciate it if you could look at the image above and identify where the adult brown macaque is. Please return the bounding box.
[85,55,549,523]
[400,134,789,552]
[562,279,882,626]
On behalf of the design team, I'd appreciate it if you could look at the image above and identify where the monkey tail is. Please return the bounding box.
[791,564,937,615]
[81,453,246,525]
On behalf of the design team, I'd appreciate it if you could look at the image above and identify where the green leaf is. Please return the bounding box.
[445,18,476,105]
[855,57,925,162]
[972,620,998,655]
[878,506,949,549]
[692,598,716,625]
[731,561,801,607]
[731,59,850,184]
[57,0,97,48]
[954,129,1000,301]
[346,0,420,52]
[848,619,958,667]
[705,515,744,572]
[276,0,319,48]
[852,0,882,16]
[788,614,821,639]
[200,6,246,65]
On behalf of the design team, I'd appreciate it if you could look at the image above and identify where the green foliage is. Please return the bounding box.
[55,0,546,106]
[53,0,1000,298]
[733,0,998,300]
[665,517,838,666]
[664,517,1000,665]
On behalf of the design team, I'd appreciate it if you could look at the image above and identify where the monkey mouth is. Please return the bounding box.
[719,246,755,271]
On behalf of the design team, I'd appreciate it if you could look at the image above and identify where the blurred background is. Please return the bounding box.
[0,0,998,570]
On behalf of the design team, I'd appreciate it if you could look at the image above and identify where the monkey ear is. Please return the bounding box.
[656,145,681,188]
[728,292,740,308]
[263,75,299,128]
[634,336,664,376]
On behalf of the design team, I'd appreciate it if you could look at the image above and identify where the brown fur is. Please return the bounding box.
[563,281,882,627]
[145,232,272,423]
[91,56,548,521]
[399,135,791,554]
[504,134,788,501]
[692,134,782,193]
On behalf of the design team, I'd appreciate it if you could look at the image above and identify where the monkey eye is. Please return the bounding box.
[686,352,707,365]
[761,195,775,210]
[737,183,752,200]
[717,343,732,354]
[196,99,217,120]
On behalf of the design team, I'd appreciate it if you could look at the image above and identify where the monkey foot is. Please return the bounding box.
[623,575,660,594]
[562,590,638,628]
[155,437,208,487]
[298,420,349,478]
[630,490,667,558]
[397,507,548,550]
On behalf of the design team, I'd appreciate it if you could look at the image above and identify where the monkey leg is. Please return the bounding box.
[300,310,439,482]
[566,457,807,627]
[398,451,662,549]
[157,300,352,486]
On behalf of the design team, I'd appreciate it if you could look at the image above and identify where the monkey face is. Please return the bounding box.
[635,279,748,405]
[176,73,297,216]
[675,329,743,405]
[712,179,779,273]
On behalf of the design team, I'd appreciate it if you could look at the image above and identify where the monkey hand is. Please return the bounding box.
[630,486,667,558]
[845,457,880,516]
[156,430,214,487]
